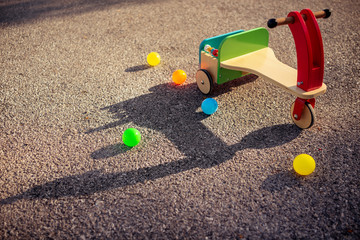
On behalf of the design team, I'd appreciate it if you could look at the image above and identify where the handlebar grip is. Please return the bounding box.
[267,9,331,28]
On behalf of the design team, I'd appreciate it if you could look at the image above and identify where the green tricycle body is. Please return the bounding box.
[197,27,269,87]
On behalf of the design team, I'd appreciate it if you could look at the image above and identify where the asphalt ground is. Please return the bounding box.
[0,0,359,239]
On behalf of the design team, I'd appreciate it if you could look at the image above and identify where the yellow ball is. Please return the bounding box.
[172,69,187,85]
[147,52,161,66]
[293,154,316,175]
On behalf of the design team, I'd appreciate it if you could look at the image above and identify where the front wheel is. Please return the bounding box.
[196,69,214,95]
[290,101,316,129]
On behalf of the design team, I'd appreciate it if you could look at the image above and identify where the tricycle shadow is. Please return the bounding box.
[1,79,302,204]
[0,124,301,204]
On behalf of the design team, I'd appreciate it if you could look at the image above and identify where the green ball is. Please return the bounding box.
[122,128,141,147]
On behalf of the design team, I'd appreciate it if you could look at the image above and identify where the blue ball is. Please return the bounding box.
[201,98,218,115]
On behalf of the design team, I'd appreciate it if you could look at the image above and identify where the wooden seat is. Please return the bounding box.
[220,47,326,99]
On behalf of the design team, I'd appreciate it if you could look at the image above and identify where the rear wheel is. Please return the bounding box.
[196,69,214,95]
[290,101,315,129]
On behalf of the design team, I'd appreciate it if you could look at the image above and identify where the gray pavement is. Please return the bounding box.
[1,0,359,239]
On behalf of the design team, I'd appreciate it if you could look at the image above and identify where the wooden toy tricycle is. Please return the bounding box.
[195,9,331,129]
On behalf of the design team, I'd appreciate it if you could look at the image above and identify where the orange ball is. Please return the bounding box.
[172,69,187,85]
